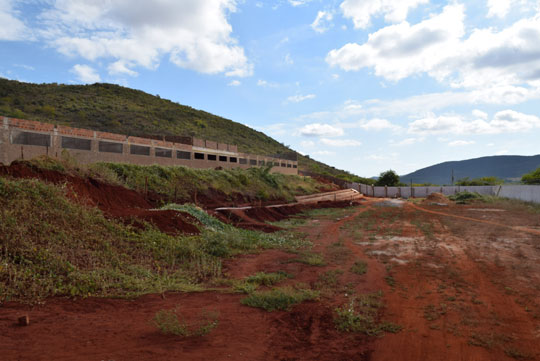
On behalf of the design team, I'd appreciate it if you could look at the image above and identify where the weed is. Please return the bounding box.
[241,287,319,311]
[314,269,344,297]
[350,260,368,275]
[153,308,219,336]
[245,271,291,286]
[334,291,402,336]
[505,348,531,360]
[285,251,326,267]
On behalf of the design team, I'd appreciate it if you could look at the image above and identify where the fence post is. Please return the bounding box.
[385,185,388,198]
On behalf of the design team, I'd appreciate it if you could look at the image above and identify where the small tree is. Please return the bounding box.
[521,167,540,185]
[375,170,400,187]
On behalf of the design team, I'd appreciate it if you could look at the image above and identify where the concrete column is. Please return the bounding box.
[0,117,8,164]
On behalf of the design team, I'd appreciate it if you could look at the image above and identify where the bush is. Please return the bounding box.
[521,167,540,185]
[375,170,400,187]
[448,191,486,204]
[241,287,318,311]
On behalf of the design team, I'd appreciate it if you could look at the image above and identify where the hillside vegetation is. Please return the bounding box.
[0,78,368,183]
[26,155,332,203]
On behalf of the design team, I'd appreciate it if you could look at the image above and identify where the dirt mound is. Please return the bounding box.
[122,209,200,235]
[422,192,451,205]
[0,162,202,235]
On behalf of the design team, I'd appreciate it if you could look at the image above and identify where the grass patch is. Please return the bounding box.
[334,291,402,336]
[350,260,368,275]
[285,251,326,267]
[245,271,292,286]
[153,308,219,337]
[0,177,309,303]
[241,286,319,311]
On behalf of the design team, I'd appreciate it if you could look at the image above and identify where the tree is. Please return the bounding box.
[521,167,540,185]
[375,170,400,186]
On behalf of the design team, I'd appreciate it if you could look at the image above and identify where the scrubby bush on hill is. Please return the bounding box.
[521,167,540,185]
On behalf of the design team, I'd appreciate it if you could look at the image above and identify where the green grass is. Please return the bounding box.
[334,292,402,336]
[350,260,368,275]
[241,287,319,311]
[245,271,292,286]
[285,251,326,267]
[153,308,219,337]
[26,157,325,203]
[0,177,309,303]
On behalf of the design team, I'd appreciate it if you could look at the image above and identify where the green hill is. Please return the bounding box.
[0,78,368,183]
[400,155,540,185]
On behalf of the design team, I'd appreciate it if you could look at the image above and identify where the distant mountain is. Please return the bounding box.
[400,155,540,185]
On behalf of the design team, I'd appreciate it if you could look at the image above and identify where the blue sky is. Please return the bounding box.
[1,0,540,177]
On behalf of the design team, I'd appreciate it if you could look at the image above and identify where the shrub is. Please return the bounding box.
[241,287,319,311]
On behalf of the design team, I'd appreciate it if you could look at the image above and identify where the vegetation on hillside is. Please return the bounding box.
[26,156,332,202]
[0,78,363,182]
[455,176,503,186]
[0,177,309,303]
[521,167,540,185]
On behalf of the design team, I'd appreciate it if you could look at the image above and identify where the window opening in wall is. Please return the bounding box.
[177,150,191,160]
[99,141,123,153]
[287,164,292,168]
[249,159,257,166]
[194,152,205,160]
[219,155,227,162]
[258,160,265,166]
[11,131,51,147]
[62,136,91,151]
[208,154,217,161]
[274,162,280,166]
[130,144,150,156]
[293,165,297,168]
[230,157,237,163]
[281,163,286,167]
[155,147,172,158]
[239,158,247,164]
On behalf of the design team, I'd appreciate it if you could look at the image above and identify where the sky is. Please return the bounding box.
[1,0,540,177]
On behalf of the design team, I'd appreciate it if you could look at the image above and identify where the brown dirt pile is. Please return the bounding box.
[422,192,452,205]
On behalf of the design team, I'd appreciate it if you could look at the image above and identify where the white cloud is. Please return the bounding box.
[39,0,252,77]
[390,137,423,146]
[448,140,475,146]
[287,94,316,103]
[284,53,294,65]
[408,110,540,135]
[228,80,241,86]
[340,0,428,29]
[328,3,540,94]
[288,0,312,6]
[472,109,488,120]
[320,138,362,147]
[328,4,465,81]
[300,140,315,148]
[300,123,344,137]
[311,11,333,33]
[70,64,101,83]
[486,0,515,18]
[0,0,28,40]
[108,60,138,77]
[359,118,400,131]
[257,79,279,88]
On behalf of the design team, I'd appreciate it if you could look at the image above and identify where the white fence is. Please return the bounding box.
[347,183,540,204]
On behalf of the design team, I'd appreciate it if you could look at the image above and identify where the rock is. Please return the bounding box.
[18,315,30,326]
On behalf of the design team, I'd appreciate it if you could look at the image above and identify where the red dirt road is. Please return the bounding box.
[1,197,539,360]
